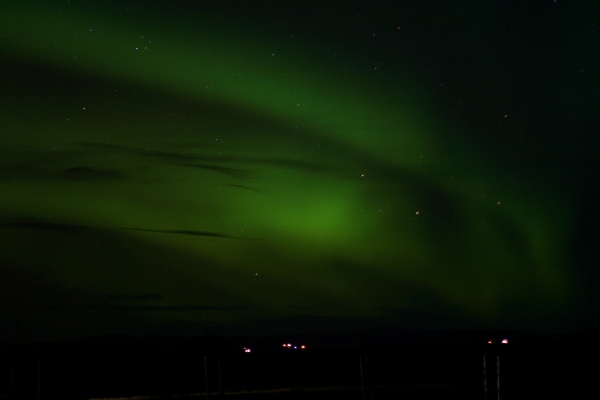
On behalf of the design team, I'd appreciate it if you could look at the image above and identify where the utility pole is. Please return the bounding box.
[204,355,210,400]
[37,359,40,400]
[359,355,366,400]
[218,357,224,400]
[496,355,500,400]
[483,353,488,400]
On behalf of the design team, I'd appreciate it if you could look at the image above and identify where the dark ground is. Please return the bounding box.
[0,332,598,399]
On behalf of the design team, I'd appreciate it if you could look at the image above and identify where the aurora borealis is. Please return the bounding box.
[1,1,598,342]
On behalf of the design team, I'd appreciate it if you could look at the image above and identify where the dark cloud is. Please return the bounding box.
[0,219,90,232]
[247,157,332,173]
[79,142,210,163]
[120,228,233,239]
[180,163,247,179]
[0,164,123,182]
[0,218,244,241]
[90,304,245,312]
[78,142,338,176]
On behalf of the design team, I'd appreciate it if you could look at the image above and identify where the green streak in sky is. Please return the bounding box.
[0,1,575,334]
[0,2,431,167]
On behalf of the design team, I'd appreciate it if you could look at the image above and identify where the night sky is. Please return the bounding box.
[1,0,599,343]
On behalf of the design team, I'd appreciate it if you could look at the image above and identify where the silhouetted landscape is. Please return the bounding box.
[1,328,598,399]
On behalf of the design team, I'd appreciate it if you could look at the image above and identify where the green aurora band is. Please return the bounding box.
[0,1,576,339]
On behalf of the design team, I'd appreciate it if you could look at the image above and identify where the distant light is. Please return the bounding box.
[287,343,292,348]
[300,345,306,349]
[501,339,509,344]
[487,340,493,344]
[293,346,297,349]
[282,343,287,347]
[243,347,251,353]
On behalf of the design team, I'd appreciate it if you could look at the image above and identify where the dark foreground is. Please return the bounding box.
[0,334,597,399]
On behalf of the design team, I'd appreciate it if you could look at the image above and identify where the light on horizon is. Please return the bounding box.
[282,342,306,350]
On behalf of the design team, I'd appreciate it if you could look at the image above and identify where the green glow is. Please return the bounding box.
[0,1,580,339]
[0,2,432,168]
